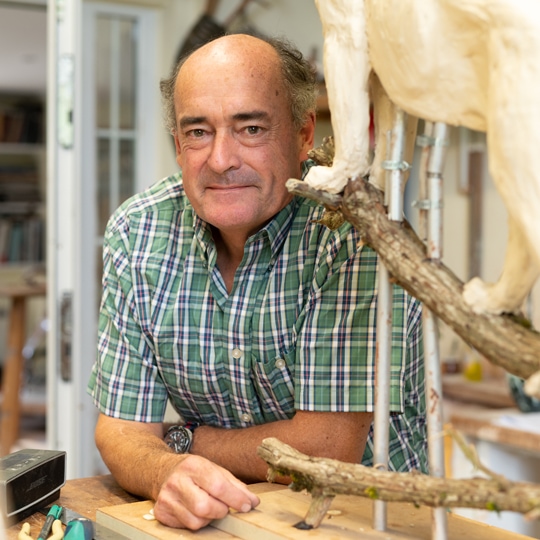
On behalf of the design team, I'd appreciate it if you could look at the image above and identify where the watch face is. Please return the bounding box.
[164,427,192,454]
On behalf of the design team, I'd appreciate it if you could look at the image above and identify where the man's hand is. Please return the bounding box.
[94,414,259,531]
[153,454,259,530]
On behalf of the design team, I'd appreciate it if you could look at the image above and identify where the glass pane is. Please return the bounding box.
[97,138,110,234]
[96,16,112,129]
[119,139,135,204]
[119,19,136,130]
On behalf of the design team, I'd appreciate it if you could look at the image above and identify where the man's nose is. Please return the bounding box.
[207,132,242,173]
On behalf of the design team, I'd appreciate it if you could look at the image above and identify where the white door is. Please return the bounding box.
[46,0,159,478]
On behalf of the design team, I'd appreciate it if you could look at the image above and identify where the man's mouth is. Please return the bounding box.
[207,184,253,191]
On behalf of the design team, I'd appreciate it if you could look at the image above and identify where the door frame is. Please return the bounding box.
[47,0,159,478]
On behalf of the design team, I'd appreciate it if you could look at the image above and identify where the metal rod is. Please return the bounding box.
[373,108,407,531]
[421,121,449,540]
[417,122,434,244]
[373,261,392,530]
[426,123,448,260]
[424,308,448,540]
[387,109,407,221]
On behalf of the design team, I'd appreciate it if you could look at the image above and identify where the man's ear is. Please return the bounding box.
[173,131,183,166]
[299,112,316,161]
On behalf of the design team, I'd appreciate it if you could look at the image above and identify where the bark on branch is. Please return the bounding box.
[258,437,540,528]
[286,176,540,393]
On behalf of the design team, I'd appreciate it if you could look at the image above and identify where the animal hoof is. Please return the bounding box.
[462,277,510,315]
[524,371,540,400]
[304,165,350,194]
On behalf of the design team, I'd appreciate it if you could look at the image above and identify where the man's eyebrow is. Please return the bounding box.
[233,110,270,122]
[178,111,270,130]
[179,116,206,130]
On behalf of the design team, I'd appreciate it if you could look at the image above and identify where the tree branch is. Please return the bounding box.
[287,175,540,393]
[258,437,540,528]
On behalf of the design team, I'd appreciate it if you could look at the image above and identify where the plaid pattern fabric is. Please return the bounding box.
[88,165,427,473]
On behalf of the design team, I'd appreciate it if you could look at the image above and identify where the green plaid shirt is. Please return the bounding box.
[88,166,427,473]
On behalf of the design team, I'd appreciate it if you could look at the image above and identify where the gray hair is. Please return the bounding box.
[160,35,318,134]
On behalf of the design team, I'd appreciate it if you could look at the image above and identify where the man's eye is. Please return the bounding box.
[187,129,205,138]
[245,126,262,135]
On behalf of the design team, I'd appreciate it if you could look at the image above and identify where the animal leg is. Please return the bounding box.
[369,72,418,193]
[304,0,371,194]
[463,8,540,314]
[463,215,540,314]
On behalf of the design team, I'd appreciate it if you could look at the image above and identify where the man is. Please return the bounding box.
[88,33,426,531]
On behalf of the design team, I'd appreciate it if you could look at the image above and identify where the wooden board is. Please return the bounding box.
[442,374,515,408]
[96,483,534,540]
[97,500,237,539]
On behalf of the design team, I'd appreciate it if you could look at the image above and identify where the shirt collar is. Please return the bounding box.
[191,196,299,261]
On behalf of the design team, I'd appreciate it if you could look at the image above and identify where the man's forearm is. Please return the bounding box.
[95,414,185,500]
[190,421,290,483]
[190,411,372,483]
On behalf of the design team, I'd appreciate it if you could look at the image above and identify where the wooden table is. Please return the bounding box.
[0,283,46,456]
[448,401,540,537]
[442,374,515,409]
[448,401,540,456]
[5,475,537,539]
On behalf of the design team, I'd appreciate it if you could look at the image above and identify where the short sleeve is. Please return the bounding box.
[87,213,168,422]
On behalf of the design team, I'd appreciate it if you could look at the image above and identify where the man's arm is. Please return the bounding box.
[94,414,260,531]
[190,410,373,483]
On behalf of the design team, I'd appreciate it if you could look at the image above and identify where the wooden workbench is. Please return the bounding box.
[448,401,540,456]
[447,400,540,537]
[442,373,516,409]
[4,475,537,539]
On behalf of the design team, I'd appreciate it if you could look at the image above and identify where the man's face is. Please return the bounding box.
[173,37,314,240]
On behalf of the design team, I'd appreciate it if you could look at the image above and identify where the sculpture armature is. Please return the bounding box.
[306,0,540,315]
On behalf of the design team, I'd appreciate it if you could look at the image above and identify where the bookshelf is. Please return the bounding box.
[0,94,45,269]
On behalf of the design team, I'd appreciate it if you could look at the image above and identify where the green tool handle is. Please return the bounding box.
[37,504,62,540]
[64,518,94,540]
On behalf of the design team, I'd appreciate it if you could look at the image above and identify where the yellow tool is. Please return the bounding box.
[18,520,64,540]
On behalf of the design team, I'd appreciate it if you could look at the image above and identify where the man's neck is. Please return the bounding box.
[212,228,248,294]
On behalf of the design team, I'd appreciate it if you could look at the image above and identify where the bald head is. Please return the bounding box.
[177,35,285,120]
[183,34,280,75]
[160,34,317,134]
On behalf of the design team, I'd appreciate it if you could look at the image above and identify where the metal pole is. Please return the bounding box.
[415,122,434,244]
[373,108,408,531]
[423,121,449,540]
[373,261,392,530]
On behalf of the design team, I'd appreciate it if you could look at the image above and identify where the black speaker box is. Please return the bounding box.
[0,448,66,526]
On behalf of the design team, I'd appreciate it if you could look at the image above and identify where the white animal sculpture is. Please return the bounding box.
[305,0,540,316]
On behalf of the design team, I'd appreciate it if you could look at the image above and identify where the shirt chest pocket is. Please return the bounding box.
[250,347,296,422]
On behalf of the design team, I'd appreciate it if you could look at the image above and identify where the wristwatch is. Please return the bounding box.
[164,423,199,454]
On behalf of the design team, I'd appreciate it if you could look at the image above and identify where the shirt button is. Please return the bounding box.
[275,358,286,369]
[240,413,252,423]
[232,348,243,359]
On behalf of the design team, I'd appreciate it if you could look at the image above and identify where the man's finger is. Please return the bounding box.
[194,463,260,513]
[153,496,214,530]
